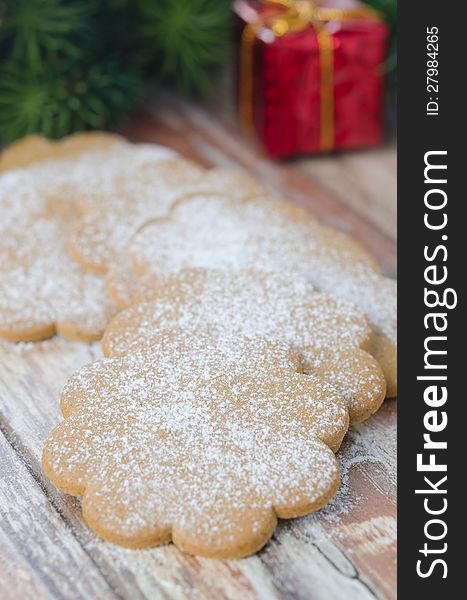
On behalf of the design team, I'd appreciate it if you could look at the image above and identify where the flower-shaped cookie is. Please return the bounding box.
[68,165,267,275]
[43,332,348,558]
[122,194,396,395]
[0,171,114,341]
[0,139,175,341]
[103,269,386,423]
[128,195,379,278]
[104,191,312,310]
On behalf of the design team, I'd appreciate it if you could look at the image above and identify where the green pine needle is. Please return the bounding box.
[137,0,232,95]
[0,60,143,142]
[0,0,94,69]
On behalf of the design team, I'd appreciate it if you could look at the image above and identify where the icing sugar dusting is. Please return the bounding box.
[129,195,396,345]
[103,269,386,422]
[0,144,177,340]
[69,166,267,275]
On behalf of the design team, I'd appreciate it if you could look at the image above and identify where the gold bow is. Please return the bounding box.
[239,0,380,152]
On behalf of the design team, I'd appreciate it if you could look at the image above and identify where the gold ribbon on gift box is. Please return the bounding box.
[239,0,380,152]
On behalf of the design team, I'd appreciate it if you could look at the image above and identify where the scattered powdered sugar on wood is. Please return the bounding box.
[310,425,396,528]
[0,340,35,354]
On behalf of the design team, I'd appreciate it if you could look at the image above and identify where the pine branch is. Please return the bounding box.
[0,59,142,141]
[136,0,232,95]
[0,0,94,69]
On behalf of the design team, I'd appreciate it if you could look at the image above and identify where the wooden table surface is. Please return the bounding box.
[0,93,397,600]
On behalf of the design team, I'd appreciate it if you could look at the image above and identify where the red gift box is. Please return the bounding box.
[233,0,389,158]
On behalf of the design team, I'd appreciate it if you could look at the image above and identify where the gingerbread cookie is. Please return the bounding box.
[104,192,312,309]
[104,193,360,310]
[124,194,397,395]
[0,139,176,341]
[129,195,380,277]
[103,268,386,422]
[0,132,127,172]
[0,169,115,341]
[68,166,267,276]
[43,332,348,557]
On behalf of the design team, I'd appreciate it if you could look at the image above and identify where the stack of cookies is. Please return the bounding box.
[0,133,397,559]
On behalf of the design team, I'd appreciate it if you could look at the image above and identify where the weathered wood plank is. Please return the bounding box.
[0,338,396,599]
[0,428,116,600]
[295,147,397,241]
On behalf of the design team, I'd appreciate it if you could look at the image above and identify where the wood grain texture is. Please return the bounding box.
[0,429,115,600]
[295,147,397,241]
[0,93,396,599]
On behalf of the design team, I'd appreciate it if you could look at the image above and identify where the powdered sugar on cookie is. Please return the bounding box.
[127,195,397,394]
[0,141,176,341]
[103,269,386,422]
[68,166,267,275]
[43,333,348,558]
